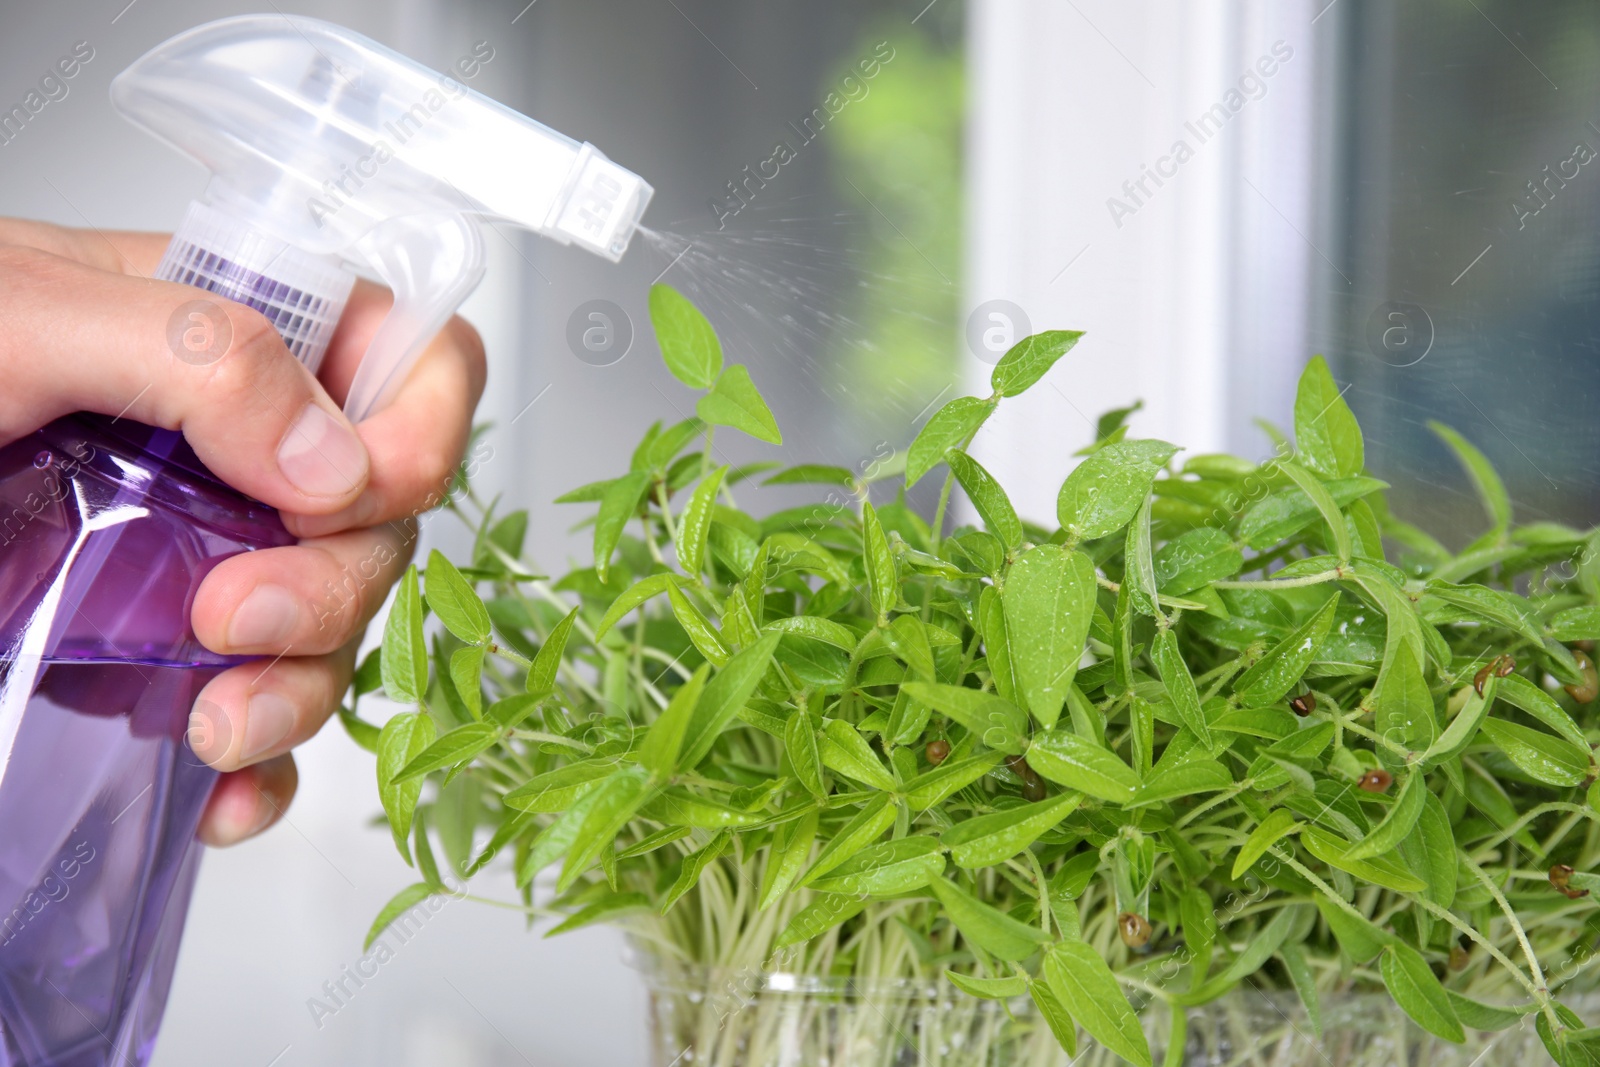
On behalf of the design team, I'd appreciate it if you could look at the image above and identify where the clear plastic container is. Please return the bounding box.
[635,954,1573,1067]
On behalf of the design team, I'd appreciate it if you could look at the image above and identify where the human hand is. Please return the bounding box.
[0,218,485,846]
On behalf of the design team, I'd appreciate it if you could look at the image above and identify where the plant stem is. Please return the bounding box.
[930,469,956,553]
[655,481,680,545]
[1213,569,1343,590]
[1459,851,1548,993]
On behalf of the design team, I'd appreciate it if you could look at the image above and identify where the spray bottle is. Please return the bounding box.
[0,15,651,1064]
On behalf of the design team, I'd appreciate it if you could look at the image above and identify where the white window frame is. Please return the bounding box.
[963,0,1323,524]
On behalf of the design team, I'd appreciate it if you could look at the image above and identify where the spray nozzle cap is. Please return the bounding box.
[112,15,653,419]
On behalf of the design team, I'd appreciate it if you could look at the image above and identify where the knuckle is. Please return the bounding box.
[221,304,289,370]
[446,315,487,377]
[195,306,295,402]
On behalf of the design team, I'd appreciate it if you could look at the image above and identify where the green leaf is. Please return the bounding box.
[676,466,728,578]
[1429,421,1511,533]
[774,894,867,949]
[377,711,436,863]
[1233,595,1339,706]
[1300,825,1426,893]
[1371,641,1436,768]
[395,722,500,782]
[819,718,897,791]
[1152,629,1211,749]
[784,711,825,798]
[412,809,442,888]
[1280,943,1321,1038]
[809,837,946,896]
[1056,440,1179,543]
[801,794,897,885]
[518,786,603,884]
[1154,527,1243,596]
[1293,355,1363,478]
[1277,460,1352,561]
[765,615,859,650]
[1313,895,1392,963]
[861,501,898,620]
[906,396,995,487]
[425,550,491,644]
[1219,905,1301,983]
[885,688,932,748]
[943,792,1083,868]
[1345,770,1426,860]
[594,472,651,581]
[1237,476,1388,549]
[1551,605,1600,642]
[1424,674,1497,767]
[660,832,730,914]
[697,365,781,444]
[928,877,1053,961]
[1498,674,1588,750]
[991,329,1084,397]
[668,583,729,667]
[637,664,709,779]
[364,882,441,950]
[1027,730,1140,803]
[1129,759,1232,808]
[903,752,1004,810]
[979,586,1021,706]
[1123,496,1159,618]
[642,788,768,828]
[650,283,722,389]
[1445,991,1535,1031]
[882,614,936,681]
[1380,943,1464,1044]
[339,708,381,753]
[679,631,781,768]
[642,418,706,473]
[1234,809,1303,879]
[449,645,485,719]
[1479,718,1590,787]
[903,682,1028,754]
[947,972,1028,1000]
[763,464,855,487]
[381,567,429,703]
[758,809,819,909]
[558,766,654,892]
[545,892,652,936]
[503,759,613,812]
[948,449,1023,549]
[353,647,384,697]
[594,573,679,643]
[1424,581,1544,646]
[1537,1003,1600,1067]
[1028,979,1079,1056]
[1003,546,1097,729]
[1407,791,1457,909]
[527,607,580,696]
[1044,940,1151,1067]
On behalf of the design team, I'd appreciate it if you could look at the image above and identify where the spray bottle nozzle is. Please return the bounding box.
[552,148,653,262]
[112,14,654,420]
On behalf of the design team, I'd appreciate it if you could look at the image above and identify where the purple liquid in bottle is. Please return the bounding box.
[0,247,315,1064]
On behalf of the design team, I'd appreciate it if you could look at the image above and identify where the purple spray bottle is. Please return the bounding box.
[0,15,652,1064]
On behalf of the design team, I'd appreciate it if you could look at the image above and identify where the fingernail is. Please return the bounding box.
[187,699,233,764]
[242,692,297,761]
[227,584,300,649]
[277,403,368,499]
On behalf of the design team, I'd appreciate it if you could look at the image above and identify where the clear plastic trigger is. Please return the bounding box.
[343,213,487,423]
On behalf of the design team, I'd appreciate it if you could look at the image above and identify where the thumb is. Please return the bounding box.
[0,245,368,513]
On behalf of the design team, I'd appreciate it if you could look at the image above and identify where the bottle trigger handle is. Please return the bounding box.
[343,213,486,423]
